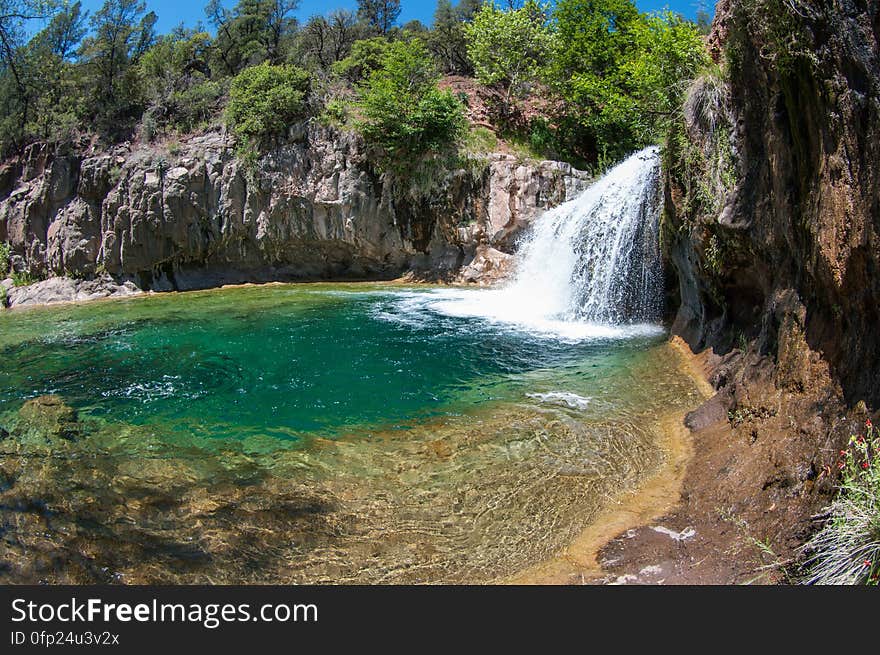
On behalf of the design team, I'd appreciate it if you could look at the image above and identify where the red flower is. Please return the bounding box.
[862,462,869,469]
[864,560,872,567]
[867,419,873,429]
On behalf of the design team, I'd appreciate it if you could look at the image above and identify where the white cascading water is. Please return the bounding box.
[505,146,663,324]
[412,147,664,340]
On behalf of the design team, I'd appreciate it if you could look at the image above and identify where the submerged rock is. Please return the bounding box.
[12,395,83,446]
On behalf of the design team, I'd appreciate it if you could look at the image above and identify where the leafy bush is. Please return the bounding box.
[464,0,552,115]
[354,39,466,175]
[0,242,10,277]
[226,62,312,157]
[802,420,880,585]
[332,37,392,84]
[11,270,37,287]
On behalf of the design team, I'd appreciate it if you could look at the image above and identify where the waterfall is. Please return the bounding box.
[505,146,663,324]
[406,146,664,340]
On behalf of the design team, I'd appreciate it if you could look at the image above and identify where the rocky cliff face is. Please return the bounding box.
[0,125,590,306]
[665,0,879,408]
[638,0,880,580]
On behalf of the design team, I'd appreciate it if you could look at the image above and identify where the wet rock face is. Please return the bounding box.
[0,126,590,303]
[665,0,880,406]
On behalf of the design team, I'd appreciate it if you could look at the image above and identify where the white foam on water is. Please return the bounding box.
[526,391,593,410]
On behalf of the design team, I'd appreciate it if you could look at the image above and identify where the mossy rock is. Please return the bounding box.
[10,395,84,447]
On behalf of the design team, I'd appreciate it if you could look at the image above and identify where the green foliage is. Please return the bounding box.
[427,0,473,76]
[464,0,552,112]
[226,61,311,157]
[802,421,880,585]
[24,1,89,144]
[138,30,223,137]
[331,37,391,84]
[0,0,84,153]
[0,0,709,173]
[622,12,709,132]
[354,39,466,175]
[11,269,37,286]
[462,125,497,156]
[77,0,157,137]
[356,0,401,36]
[298,10,364,71]
[549,0,708,163]
[207,0,300,75]
[0,242,10,276]
[318,96,352,128]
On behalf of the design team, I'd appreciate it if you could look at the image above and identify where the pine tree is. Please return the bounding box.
[356,0,401,36]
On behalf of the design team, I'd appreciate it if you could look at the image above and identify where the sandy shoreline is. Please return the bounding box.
[504,336,713,584]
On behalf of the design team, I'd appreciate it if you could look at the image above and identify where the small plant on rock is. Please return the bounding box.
[0,242,10,276]
[11,270,38,287]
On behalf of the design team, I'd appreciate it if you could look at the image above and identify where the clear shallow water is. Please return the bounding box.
[0,284,702,584]
[0,284,664,447]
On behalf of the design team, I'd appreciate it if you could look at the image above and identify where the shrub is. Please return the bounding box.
[226,62,312,157]
[802,419,880,585]
[355,39,466,175]
[331,37,391,84]
[11,270,37,287]
[0,242,10,277]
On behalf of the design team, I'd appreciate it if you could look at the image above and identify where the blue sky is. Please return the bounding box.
[63,0,715,35]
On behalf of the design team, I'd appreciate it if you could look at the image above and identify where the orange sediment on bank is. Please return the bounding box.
[503,337,713,585]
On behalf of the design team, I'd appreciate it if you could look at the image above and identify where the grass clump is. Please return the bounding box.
[11,270,38,287]
[0,242,10,276]
[802,419,880,585]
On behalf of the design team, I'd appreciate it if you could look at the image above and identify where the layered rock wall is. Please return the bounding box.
[0,125,590,305]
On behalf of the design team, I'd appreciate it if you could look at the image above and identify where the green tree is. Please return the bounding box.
[464,0,551,115]
[401,19,428,34]
[207,0,299,75]
[226,61,311,157]
[456,0,482,20]
[355,38,465,174]
[25,1,89,142]
[298,9,363,71]
[548,0,707,164]
[625,12,709,125]
[0,0,63,152]
[427,0,473,75]
[331,35,390,84]
[356,0,400,36]
[77,0,157,135]
[138,29,221,137]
